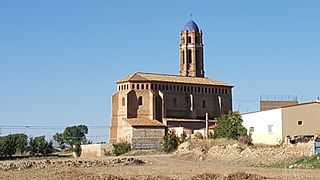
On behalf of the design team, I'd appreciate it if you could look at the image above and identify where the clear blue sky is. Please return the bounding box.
[1,1,320,141]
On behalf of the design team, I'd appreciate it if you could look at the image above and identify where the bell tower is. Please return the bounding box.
[179,20,204,77]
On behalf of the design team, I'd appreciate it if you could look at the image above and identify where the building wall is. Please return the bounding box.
[242,108,283,145]
[282,103,320,138]
[260,100,298,111]
[131,127,165,149]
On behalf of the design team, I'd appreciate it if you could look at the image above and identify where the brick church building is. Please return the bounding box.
[109,20,233,149]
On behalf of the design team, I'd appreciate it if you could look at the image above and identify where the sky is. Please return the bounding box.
[1,1,320,141]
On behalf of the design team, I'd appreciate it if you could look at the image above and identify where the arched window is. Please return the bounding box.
[187,36,191,43]
[146,84,149,89]
[187,49,192,63]
[138,96,143,105]
[141,84,144,89]
[137,84,140,89]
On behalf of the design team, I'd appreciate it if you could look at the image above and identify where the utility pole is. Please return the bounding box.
[205,113,208,139]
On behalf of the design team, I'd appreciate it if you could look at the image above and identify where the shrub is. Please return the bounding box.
[28,136,53,156]
[180,131,188,142]
[112,141,131,156]
[193,132,204,139]
[214,111,247,140]
[0,133,28,158]
[162,130,180,153]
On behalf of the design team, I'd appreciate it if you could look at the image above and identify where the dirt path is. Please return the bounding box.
[1,154,320,180]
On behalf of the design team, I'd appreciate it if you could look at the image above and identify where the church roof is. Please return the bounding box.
[117,72,232,87]
[182,20,199,32]
[125,118,165,127]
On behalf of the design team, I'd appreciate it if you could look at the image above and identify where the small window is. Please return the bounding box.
[151,84,153,89]
[173,86,176,91]
[137,84,140,89]
[187,36,191,43]
[187,86,190,92]
[132,84,135,89]
[298,121,303,126]
[173,98,177,107]
[191,86,193,92]
[146,84,149,89]
[169,85,172,90]
[122,97,125,106]
[202,100,206,108]
[268,125,273,133]
[184,86,187,92]
[138,96,143,105]
[177,86,180,91]
[155,84,157,90]
[162,85,165,90]
[205,88,207,93]
[141,84,144,89]
[166,85,168,90]
[249,127,254,133]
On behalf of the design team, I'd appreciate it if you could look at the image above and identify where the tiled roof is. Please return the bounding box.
[117,72,232,87]
[164,118,217,122]
[125,118,165,127]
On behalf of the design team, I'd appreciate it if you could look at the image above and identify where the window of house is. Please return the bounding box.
[249,127,254,133]
[187,36,191,43]
[173,98,177,107]
[141,84,144,89]
[218,88,221,94]
[155,84,157,90]
[187,49,192,63]
[173,86,176,91]
[298,121,303,126]
[215,88,217,94]
[177,86,180,91]
[225,89,228,95]
[132,84,135,89]
[118,86,120,91]
[137,84,140,89]
[169,85,172,90]
[184,86,187,92]
[146,84,149,89]
[191,86,193,92]
[205,88,207,93]
[201,87,204,93]
[166,85,168,90]
[138,96,143,105]
[202,100,206,108]
[198,87,200,93]
[151,84,153,90]
[122,97,125,106]
[162,85,165,90]
[268,125,273,133]
[187,86,190,92]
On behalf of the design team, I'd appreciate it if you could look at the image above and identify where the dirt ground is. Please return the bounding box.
[1,154,320,180]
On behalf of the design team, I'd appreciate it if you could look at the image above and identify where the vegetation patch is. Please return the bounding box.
[113,141,131,156]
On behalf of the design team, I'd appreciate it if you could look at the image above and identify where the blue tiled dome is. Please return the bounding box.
[183,20,199,32]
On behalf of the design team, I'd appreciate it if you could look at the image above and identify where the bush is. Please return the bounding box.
[214,111,247,140]
[162,130,180,153]
[194,132,204,139]
[0,133,28,158]
[180,131,188,142]
[112,141,131,156]
[28,136,53,156]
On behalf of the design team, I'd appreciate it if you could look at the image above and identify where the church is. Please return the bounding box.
[109,20,233,149]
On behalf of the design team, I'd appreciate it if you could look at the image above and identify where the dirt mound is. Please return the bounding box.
[191,173,221,180]
[0,157,145,171]
[174,140,311,166]
[224,172,267,180]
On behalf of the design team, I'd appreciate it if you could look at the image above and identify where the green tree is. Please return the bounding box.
[28,136,53,156]
[53,125,89,157]
[162,130,180,153]
[0,134,28,158]
[214,111,247,140]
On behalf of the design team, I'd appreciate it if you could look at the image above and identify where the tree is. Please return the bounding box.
[162,130,180,153]
[28,136,53,156]
[0,134,28,158]
[214,111,247,140]
[54,125,89,157]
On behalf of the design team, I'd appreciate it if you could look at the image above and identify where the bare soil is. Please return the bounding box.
[1,154,320,180]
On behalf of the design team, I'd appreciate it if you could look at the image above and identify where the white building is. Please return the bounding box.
[242,102,320,145]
